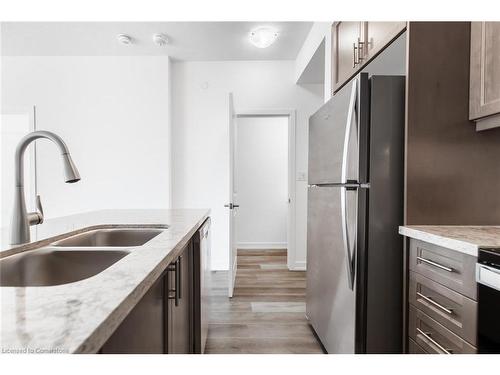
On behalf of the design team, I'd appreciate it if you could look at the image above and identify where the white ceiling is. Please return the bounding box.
[1,22,313,60]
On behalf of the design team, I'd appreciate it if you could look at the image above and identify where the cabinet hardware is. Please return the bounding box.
[357,37,365,62]
[416,256,454,272]
[416,291,454,315]
[177,256,182,300]
[416,328,453,354]
[352,43,358,67]
[168,262,179,306]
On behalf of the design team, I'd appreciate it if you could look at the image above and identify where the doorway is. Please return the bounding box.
[227,106,296,297]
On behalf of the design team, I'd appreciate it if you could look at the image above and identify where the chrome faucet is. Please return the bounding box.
[11,130,81,245]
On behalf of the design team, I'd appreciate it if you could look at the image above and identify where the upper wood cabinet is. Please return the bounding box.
[332,22,365,91]
[469,22,500,130]
[331,21,406,94]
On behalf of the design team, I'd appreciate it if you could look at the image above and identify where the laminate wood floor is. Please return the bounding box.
[205,249,324,354]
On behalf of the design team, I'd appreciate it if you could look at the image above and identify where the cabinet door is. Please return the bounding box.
[470,22,500,121]
[100,277,164,354]
[166,244,192,354]
[332,21,364,91]
[365,22,406,60]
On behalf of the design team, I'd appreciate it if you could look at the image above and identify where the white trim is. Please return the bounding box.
[289,260,306,271]
[234,108,297,272]
[237,242,287,250]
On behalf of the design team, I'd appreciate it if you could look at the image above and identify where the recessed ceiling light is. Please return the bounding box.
[249,27,279,49]
[153,33,169,46]
[117,34,133,45]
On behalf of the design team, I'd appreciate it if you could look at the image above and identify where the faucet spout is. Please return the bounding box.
[11,130,81,245]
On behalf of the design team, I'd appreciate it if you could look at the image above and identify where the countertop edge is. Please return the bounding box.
[399,226,479,257]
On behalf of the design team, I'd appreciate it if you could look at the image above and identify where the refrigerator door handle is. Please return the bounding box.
[341,78,358,185]
[341,186,356,290]
[340,78,358,290]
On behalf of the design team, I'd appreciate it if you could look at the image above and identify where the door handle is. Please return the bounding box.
[341,186,356,290]
[224,203,239,209]
[341,78,358,185]
[339,79,358,291]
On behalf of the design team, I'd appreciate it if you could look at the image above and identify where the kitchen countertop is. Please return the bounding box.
[399,225,500,257]
[0,209,209,354]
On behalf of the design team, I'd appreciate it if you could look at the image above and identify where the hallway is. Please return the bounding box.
[205,249,324,354]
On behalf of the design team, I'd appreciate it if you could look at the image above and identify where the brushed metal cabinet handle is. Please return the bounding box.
[167,263,177,305]
[416,327,453,354]
[416,291,454,315]
[167,262,179,306]
[416,256,454,272]
[352,42,358,67]
[357,37,365,62]
[177,256,182,300]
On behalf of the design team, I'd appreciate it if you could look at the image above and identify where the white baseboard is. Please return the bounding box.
[237,242,287,250]
[288,260,306,271]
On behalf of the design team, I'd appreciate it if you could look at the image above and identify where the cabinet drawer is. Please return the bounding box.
[408,338,427,354]
[409,305,477,354]
[409,239,477,300]
[409,271,477,345]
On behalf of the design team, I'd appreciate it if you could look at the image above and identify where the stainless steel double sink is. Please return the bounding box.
[0,226,167,287]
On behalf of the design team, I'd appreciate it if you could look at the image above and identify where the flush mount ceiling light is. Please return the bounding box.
[249,27,279,49]
[153,33,169,46]
[117,34,133,45]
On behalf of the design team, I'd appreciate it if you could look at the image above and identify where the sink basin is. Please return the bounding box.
[0,248,129,287]
[51,228,165,248]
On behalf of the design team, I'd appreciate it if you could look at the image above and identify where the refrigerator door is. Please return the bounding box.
[308,78,359,185]
[306,185,357,353]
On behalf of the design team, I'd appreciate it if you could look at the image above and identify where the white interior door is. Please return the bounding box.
[226,93,238,297]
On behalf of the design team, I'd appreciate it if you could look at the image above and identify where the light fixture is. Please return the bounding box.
[117,34,133,45]
[153,33,169,46]
[249,27,278,49]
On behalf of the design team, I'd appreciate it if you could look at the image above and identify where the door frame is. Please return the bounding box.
[232,108,297,271]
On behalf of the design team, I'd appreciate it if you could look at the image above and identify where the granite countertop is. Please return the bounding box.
[0,209,209,354]
[399,225,500,257]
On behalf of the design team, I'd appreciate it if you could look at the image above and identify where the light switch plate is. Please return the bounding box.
[297,171,307,181]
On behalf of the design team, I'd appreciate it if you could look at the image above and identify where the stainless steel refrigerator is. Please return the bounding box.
[306,73,405,353]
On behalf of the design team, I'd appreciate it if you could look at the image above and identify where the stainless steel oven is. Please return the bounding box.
[477,248,500,353]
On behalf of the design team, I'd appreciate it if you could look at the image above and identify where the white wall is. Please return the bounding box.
[1,56,172,220]
[172,60,323,270]
[294,22,331,84]
[236,116,288,248]
[361,32,407,76]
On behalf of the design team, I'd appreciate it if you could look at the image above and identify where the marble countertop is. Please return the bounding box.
[0,209,209,354]
[399,225,500,257]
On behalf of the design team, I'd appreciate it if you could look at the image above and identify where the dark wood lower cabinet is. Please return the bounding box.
[100,241,196,354]
[166,242,192,353]
[100,276,165,354]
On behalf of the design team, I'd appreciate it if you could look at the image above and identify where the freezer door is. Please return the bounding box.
[306,185,357,353]
[308,77,359,185]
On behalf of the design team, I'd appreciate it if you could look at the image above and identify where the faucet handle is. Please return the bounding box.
[36,195,44,223]
[28,195,44,225]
